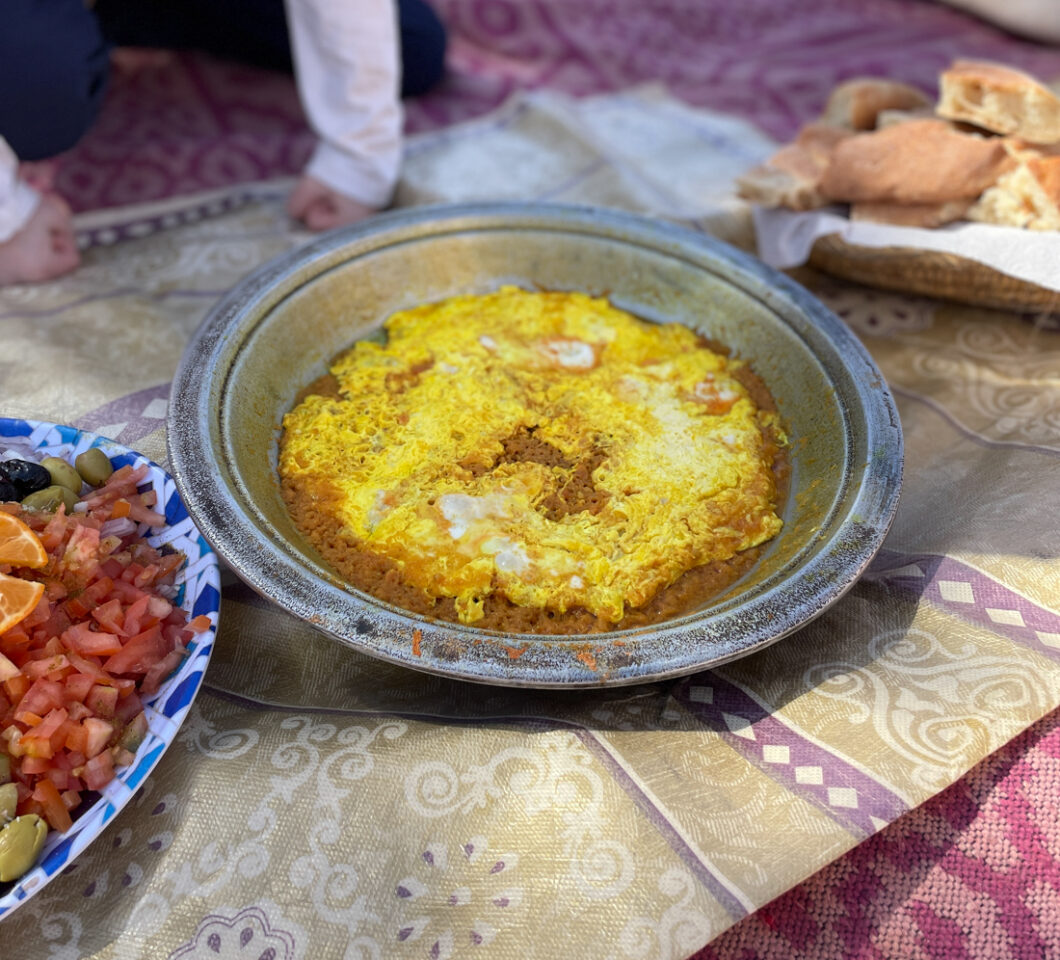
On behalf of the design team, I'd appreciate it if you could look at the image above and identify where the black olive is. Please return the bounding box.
[1,459,52,497]
[0,479,18,502]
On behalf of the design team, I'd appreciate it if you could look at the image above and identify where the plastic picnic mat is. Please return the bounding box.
[2,82,1059,959]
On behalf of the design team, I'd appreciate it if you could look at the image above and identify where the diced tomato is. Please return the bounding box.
[80,717,114,759]
[63,623,122,657]
[85,684,118,718]
[141,649,185,695]
[64,651,110,685]
[0,652,20,682]
[90,598,125,634]
[17,678,64,717]
[121,595,150,637]
[64,723,87,754]
[109,579,147,605]
[103,625,166,676]
[2,673,31,704]
[22,654,71,680]
[127,502,166,527]
[162,624,187,651]
[121,563,144,586]
[20,756,51,775]
[40,606,71,642]
[114,691,143,724]
[84,577,115,604]
[20,595,51,630]
[133,564,162,588]
[33,706,68,743]
[19,798,45,819]
[37,510,70,551]
[66,702,92,724]
[81,750,115,791]
[44,767,70,791]
[33,778,74,832]
[0,624,31,648]
[62,672,96,703]
[99,558,124,580]
[63,594,95,620]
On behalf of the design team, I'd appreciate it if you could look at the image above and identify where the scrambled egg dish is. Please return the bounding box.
[279,287,785,629]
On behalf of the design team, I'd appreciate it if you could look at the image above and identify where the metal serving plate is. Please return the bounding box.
[168,202,902,687]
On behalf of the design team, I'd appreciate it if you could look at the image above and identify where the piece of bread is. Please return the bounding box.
[937,60,1060,143]
[967,153,1060,230]
[874,106,936,130]
[850,199,971,227]
[821,78,932,131]
[736,123,851,210]
[819,118,1015,204]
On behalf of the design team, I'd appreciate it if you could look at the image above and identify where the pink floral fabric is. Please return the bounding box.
[699,709,1060,960]
[56,0,1060,212]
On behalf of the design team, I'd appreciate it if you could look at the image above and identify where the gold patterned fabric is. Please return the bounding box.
[1,87,1058,959]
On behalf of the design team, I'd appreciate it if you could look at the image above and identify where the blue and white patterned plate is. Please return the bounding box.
[0,418,220,921]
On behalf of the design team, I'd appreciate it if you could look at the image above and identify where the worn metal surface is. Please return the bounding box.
[167,202,903,687]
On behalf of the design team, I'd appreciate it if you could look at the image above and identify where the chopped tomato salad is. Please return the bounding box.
[0,462,209,837]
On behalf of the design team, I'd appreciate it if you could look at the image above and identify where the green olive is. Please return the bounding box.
[0,783,17,822]
[75,447,114,487]
[0,814,47,882]
[20,484,78,514]
[40,456,83,495]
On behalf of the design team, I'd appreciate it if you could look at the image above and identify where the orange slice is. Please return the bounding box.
[0,571,45,635]
[0,514,48,634]
[0,512,48,569]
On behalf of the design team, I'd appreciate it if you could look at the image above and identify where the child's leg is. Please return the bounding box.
[396,0,448,97]
[96,0,447,97]
[0,0,111,161]
[95,0,293,72]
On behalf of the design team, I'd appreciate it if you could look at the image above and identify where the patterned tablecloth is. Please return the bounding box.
[1,87,1059,960]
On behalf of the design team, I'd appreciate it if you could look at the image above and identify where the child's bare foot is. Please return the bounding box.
[287,175,378,232]
[0,194,80,285]
[18,161,58,193]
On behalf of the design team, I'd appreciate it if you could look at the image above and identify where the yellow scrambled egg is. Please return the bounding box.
[280,287,784,625]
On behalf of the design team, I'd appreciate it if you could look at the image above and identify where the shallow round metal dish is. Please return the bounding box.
[0,417,220,920]
[168,202,901,688]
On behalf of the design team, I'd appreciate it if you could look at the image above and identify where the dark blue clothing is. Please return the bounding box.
[0,0,447,161]
[0,0,110,161]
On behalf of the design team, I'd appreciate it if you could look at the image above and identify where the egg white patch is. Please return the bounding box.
[538,337,597,370]
[438,493,510,539]
[481,536,531,575]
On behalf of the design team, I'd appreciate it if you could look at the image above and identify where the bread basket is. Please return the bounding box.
[808,235,1060,314]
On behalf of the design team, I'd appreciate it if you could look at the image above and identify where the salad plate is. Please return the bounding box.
[0,417,220,921]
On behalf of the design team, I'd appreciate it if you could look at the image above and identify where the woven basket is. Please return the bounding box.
[808,235,1060,314]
